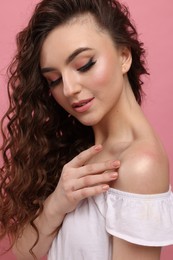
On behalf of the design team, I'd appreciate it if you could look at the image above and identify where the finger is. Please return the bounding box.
[66,145,103,167]
[72,171,118,191]
[73,185,110,201]
[75,160,120,178]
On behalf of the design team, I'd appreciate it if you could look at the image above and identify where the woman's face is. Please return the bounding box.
[40,14,131,126]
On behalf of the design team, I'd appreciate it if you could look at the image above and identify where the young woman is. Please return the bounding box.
[0,0,173,259]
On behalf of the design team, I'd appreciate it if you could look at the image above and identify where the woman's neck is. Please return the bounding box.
[92,85,144,146]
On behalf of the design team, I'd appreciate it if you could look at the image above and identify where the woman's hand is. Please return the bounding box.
[12,144,120,259]
[52,145,120,215]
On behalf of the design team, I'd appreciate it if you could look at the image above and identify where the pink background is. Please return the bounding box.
[0,0,173,259]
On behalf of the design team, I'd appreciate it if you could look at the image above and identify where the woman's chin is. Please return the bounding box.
[78,118,98,127]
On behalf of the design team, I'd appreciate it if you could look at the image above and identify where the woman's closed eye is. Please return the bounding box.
[77,58,96,72]
[48,77,62,88]
[47,58,96,88]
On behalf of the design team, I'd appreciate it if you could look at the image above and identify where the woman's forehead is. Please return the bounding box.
[40,14,113,64]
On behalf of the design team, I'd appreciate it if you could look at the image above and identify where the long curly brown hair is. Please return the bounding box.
[0,0,149,256]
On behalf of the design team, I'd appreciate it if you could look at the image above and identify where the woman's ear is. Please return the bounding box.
[120,46,132,74]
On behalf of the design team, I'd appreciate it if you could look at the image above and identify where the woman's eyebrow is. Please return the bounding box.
[65,47,93,64]
[41,47,93,74]
[41,67,56,74]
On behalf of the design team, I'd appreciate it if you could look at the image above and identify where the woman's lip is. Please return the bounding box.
[72,97,95,113]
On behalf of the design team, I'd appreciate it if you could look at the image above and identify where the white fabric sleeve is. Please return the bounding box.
[105,187,173,246]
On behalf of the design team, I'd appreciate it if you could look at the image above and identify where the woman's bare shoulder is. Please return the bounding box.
[111,139,170,194]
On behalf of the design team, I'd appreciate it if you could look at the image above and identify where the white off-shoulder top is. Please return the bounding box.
[48,187,173,260]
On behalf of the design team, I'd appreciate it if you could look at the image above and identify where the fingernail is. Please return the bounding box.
[94,144,102,151]
[102,185,109,190]
[112,161,120,167]
[111,172,118,178]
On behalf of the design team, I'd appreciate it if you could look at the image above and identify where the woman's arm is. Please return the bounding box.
[13,194,65,260]
[112,238,161,260]
[13,145,120,259]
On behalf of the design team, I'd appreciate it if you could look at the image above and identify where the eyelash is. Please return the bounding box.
[77,58,96,72]
[49,77,62,88]
[48,58,96,88]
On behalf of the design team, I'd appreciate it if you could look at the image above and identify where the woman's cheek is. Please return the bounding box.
[90,61,111,88]
[51,89,64,106]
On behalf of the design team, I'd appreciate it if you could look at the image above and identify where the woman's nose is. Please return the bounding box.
[63,74,81,97]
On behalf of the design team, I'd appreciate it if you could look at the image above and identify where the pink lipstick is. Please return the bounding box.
[72,97,94,113]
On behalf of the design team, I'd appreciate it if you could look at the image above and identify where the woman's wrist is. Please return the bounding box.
[35,193,66,236]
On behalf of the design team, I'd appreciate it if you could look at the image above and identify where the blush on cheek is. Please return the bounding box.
[90,63,112,88]
[91,54,123,91]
